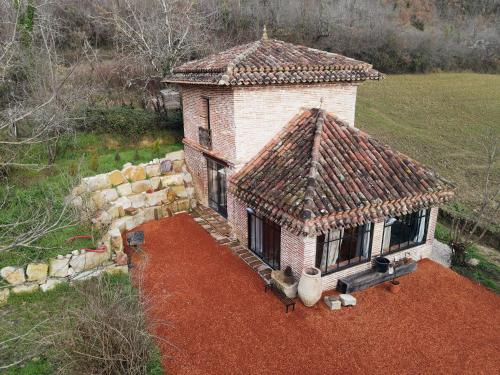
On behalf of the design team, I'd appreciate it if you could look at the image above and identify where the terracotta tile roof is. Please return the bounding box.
[229,109,454,235]
[163,38,382,86]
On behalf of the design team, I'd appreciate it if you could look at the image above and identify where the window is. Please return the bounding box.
[247,209,281,269]
[202,97,210,129]
[315,223,372,275]
[381,209,429,254]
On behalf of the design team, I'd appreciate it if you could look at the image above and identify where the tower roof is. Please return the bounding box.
[163,38,382,86]
[229,109,454,235]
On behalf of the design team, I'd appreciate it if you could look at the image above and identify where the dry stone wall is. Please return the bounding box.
[0,150,195,303]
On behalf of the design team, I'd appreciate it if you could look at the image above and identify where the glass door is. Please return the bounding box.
[247,209,281,269]
[207,158,227,218]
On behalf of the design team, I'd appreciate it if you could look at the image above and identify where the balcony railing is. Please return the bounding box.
[198,126,212,150]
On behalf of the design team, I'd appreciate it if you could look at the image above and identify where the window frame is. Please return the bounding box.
[247,208,281,270]
[202,96,211,130]
[380,209,429,255]
[315,223,373,276]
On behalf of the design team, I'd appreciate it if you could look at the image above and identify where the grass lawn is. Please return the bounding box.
[0,127,183,270]
[356,73,500,233]
[0,274,163,374]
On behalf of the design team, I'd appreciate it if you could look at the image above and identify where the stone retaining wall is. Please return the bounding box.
[0,149,195,304]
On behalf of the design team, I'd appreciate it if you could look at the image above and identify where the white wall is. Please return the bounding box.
[233,84,358,164]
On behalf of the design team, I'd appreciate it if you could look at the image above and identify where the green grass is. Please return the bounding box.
[0,274,164,373]
[452,246,500,293]
[0,128,183,269]
[356,73,500,232]
[432,222,499,293]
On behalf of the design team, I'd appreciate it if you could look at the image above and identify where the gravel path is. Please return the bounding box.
[133,214,500,375]
[431,240,452,267]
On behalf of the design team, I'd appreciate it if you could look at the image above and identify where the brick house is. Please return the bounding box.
[163,33,454,290]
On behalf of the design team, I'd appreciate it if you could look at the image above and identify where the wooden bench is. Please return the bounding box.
[265,282,296,313]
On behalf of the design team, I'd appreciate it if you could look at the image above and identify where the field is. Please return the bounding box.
[356,73,500,233]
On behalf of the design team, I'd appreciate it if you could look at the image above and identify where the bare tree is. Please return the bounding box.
[449,128,499,264]
[105,0,209,77]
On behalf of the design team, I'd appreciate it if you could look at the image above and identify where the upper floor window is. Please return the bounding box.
[381,209,429,254]
[202,97,211,129]
[315,223,372,275]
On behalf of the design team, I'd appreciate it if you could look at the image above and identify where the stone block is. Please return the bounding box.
[182,172,193,184]
[171,185,187,198]
[70,247,111,273]
[122,165,146,182]
[109,228,123,252]
[116,183,132,197]
[339,294,357,306]
[129,193,146,208]
[114,196,132,210]
[0,288,10,304]
[271,270,298,298]
[176,198,191,212]
[146,190,167,206]
[160,159,172,174]
[26,263,48,282]
[125,216,137,230]
[104,265,129,276]
[71,268,105,281]
[12,283,39,294]
[165,150,184,161]
[150,176,161,190]
[160,174,184,186]
[49,257,70,278]
[143,207,156,222]
[40,278,65,292]
[82,174,111,192]
[107,205,123,220]
[107,170,126,186]
[109,217,129,233]
[131,180,152,194]
[92,188,118,209]
[0,266,25,285]
[324,296,342,310]
[172,160,185,173]
[145,163,161,177]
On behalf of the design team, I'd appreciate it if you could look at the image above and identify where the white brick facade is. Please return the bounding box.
[180,83,358,204]
[233,84,358,164]
[179,81,441,292]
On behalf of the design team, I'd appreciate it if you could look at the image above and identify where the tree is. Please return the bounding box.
[449,128,499,265]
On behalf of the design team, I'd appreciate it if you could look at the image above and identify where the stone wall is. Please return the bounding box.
[0,150,196,303]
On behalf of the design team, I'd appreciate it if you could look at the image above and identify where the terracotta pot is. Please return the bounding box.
[298,267,322,307]
[389,280,401,294]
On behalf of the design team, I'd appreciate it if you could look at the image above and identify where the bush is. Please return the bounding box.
[52,275,162,375]
[79,105,156,139]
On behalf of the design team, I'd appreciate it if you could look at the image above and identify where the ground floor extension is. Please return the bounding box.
[229,193,439,290]
[132,213,500,374]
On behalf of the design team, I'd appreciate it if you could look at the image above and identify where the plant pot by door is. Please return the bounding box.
[298,267,322,307]
[389,280,401,294]
[375,257,390,273]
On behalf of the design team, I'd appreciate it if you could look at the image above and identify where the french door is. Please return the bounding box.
[207,158,227,218]
[247,209,281,269]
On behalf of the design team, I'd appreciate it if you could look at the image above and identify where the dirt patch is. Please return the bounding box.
[133,213,500,375]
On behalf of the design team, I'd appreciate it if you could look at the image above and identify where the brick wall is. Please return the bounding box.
[227,192,248,244]
[181,85,236,161]
[233,84,358,164]
[230,194,440,291]
[184,144,208,206]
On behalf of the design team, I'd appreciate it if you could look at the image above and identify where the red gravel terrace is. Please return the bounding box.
[133,214,500,374]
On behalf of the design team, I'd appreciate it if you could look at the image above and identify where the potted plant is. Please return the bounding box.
[389,279,401,294]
